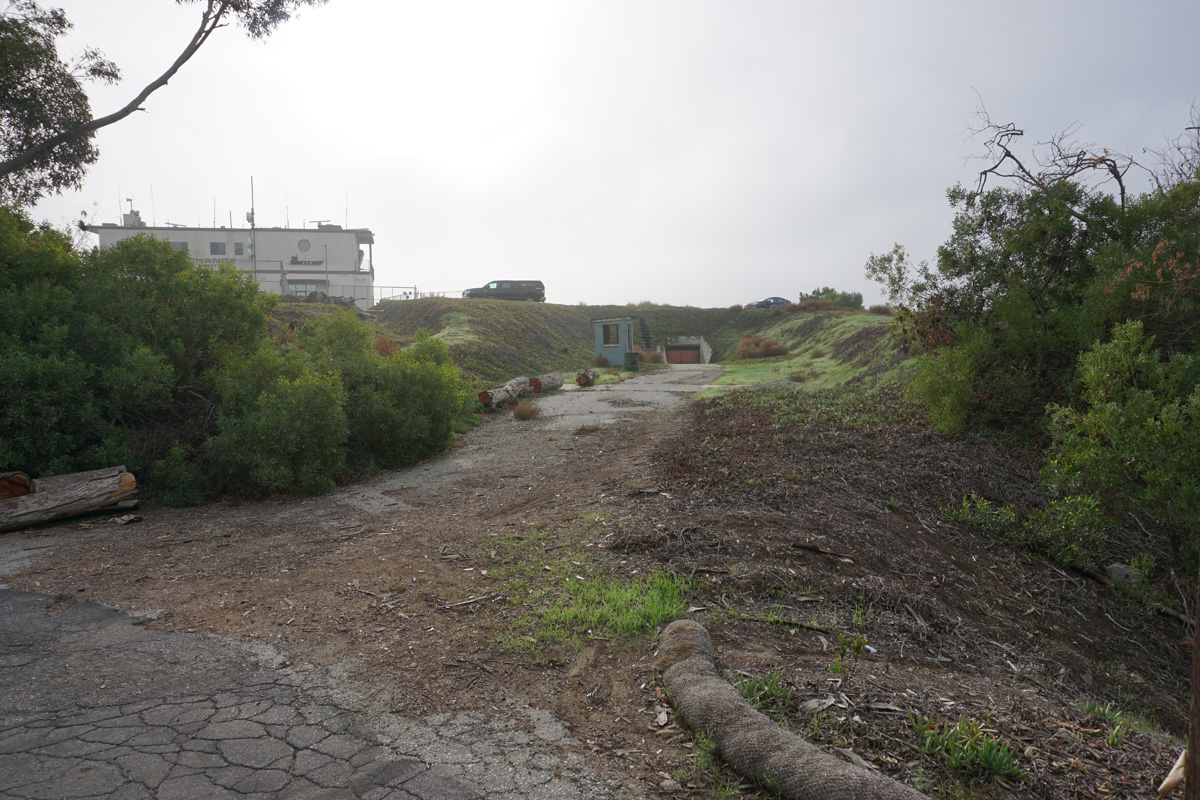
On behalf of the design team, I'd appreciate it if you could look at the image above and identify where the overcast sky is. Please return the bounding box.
[30,0,1200,307]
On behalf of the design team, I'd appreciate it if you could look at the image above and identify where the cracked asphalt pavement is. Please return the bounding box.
[0,590,622,799]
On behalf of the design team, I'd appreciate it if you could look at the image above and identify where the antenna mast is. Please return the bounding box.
[248,177,257,284]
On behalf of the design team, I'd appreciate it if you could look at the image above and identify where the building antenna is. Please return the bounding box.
[248,176,257,284]
[344,185,348,228]
[150,184,156,226]
[284,188,290,228]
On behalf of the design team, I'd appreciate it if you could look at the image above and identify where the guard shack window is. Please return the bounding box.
[602,324,620,345]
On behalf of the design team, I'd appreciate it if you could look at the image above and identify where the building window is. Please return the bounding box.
[289,284,322,297]
[234,242,244,256]
[170,242,188,252]
[602,324,620,345]
[210,241,226,255]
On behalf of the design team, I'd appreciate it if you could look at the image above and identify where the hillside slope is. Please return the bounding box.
[371,298,896,387]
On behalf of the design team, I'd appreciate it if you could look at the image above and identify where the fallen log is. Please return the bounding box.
[576,368,600,387]
[479,376,532,409]
[656,619,929,800]
[0,466,138,533]
[0,472,35,500]
[528,372,563,393]
[504,376,531,399]
[479,386,514,410]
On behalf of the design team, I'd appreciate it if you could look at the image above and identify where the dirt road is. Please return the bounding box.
[0,364,722,799]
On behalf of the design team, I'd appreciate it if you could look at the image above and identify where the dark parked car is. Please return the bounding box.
[462,280,546,301]
[748,296,792,309]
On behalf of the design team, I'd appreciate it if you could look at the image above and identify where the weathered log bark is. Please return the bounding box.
[656,620,930,800]
[576,368,601,387]
[480,376,532,409]
[0,466,138,533]
[479,387,515,410]
[0,472,35,500]
[503,376,531,397]
[528,372,564,393]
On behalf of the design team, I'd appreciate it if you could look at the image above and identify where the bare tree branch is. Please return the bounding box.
[968,102,1139,212]
[1144,100,1200,192]
[0,0,229,184]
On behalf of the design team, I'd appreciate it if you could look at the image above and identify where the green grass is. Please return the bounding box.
[708,356,802,386]
[524,571,688,645]
[670,731,751,798]
[485,528,688,653]
[736,668,796,714]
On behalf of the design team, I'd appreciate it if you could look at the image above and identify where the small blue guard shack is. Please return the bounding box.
[592,316,643,368]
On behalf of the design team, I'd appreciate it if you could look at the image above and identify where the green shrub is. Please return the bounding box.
[1045,321,1200,563]
[797,286,863,310]
[208,368,348,495]
[0,207,465,501]
[946,493,1107,570]
[299,316,464,473]
[145,444,204,507]
[0,209,168,476]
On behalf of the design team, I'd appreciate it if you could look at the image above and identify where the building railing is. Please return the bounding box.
[263,284,461,308]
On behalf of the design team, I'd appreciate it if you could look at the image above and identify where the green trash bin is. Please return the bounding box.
[623,351,640,372]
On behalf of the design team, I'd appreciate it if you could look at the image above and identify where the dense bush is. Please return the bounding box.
[1044,321,1200,563]
[203,317,464,494]
[0,208,270,477]
[0,206,467,503]
[865,131,1200,572]
[797,286,863,310]
[208,367,349,495]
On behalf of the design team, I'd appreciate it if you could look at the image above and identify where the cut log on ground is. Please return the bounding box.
[576,368,601,387]
[479,376,533,409]
[656,619,930,800]
[0,466,138,533]
[528,372,563,393]
[0,472,35,500]
[503,375,531,397]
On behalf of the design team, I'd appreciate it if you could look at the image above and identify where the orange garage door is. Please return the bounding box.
[666,347,700,364]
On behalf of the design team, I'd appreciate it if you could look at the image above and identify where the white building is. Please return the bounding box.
[87,210,376,310]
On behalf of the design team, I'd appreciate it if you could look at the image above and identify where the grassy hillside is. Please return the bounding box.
[370,298,898,388]
[710,309,900,391]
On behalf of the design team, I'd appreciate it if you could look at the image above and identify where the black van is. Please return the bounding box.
[462,280,546,301]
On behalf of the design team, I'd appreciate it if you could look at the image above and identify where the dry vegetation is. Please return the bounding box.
[634,346,665,364]
[512,400,542,420]
[736,333,790,358]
